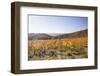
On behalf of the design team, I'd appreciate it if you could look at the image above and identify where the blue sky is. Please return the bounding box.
[28,15,88,33]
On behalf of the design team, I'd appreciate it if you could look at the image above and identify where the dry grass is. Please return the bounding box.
[28,37,88,60]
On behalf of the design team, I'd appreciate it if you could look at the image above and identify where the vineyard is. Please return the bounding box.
[28,37,88,60]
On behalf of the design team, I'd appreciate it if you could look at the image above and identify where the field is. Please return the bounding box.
[28,37,88,60]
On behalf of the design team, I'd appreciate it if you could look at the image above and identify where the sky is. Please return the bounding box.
[28,15,88,33]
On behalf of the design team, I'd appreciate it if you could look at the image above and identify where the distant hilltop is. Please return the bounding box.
[28,29,88,40]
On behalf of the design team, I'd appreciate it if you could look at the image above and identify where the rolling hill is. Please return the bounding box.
[28,29,87,40]
[28,33,52,40]
[54,29,87,39]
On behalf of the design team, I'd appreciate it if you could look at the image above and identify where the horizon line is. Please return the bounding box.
[28,29,87,34]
